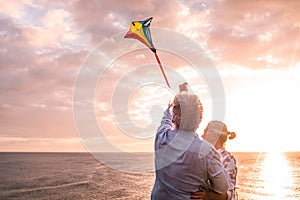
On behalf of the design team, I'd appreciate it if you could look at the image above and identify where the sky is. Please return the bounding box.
[0,0,300,152]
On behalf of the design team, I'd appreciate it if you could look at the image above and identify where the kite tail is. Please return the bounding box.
[154,53,170,88]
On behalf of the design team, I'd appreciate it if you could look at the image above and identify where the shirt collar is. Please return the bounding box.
[218,146,226,153]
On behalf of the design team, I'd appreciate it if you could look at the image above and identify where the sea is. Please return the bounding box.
[0,152,299,200]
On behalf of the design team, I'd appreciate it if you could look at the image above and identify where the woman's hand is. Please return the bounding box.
[190,191,207,199]
[190,187,208,200]
[190,187,228,200]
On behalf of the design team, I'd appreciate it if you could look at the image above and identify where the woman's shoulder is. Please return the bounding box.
[220,148,236,164]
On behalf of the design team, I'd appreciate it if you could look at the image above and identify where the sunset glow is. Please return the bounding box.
[0,0,300,152]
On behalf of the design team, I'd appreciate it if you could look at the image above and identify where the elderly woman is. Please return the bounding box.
[191,121,238,200]
[151,83,230,200]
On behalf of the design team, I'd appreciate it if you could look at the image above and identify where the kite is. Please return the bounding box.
[124,17,170,88]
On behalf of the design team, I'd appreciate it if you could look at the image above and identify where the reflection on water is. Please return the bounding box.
[258,151,295,199]
[236,152,299,199]
[0,153,299,199]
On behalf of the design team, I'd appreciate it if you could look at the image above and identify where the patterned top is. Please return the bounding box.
[151,108,230,200]
[218,147,238,200]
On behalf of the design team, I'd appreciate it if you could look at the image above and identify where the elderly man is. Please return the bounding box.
[151,83,230,200]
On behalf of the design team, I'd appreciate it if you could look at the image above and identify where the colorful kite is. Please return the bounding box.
[124,17,170,88]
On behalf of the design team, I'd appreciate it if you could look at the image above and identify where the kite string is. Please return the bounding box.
[154,52,171,88]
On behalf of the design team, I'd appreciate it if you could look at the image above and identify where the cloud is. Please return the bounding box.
[0,15,89,140]
[0,0,34,20]
[0,136,86,152]
[203,0,300,68]
[1,0,300,152]
[69,0,186,43]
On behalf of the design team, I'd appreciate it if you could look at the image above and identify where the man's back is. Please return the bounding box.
[151,109,230,200]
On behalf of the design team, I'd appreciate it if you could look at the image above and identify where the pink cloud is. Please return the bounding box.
[1,0,300,152]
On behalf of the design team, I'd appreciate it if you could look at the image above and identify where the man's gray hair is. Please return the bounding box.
[172,93,203,132]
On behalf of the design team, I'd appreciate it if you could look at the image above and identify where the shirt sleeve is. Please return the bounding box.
[223,154,238,200]
[206,149,230,194]
[155,107,174,150]
[226,191,232,200]
[157,107,172,133]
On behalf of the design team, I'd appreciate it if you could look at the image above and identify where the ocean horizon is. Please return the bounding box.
[0,152,299,199]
